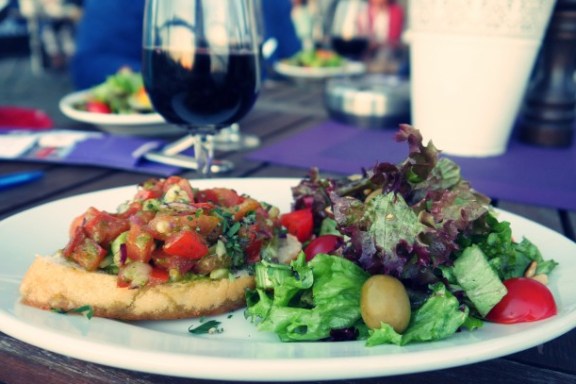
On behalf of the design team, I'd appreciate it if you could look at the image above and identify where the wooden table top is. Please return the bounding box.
[1,74,575,384]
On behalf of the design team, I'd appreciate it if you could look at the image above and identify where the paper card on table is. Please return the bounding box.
[0,130,182,176]
[0,134,38,158]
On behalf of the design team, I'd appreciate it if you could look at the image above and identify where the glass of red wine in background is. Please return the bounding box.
[330,0,370,60]
[142,0,261,175]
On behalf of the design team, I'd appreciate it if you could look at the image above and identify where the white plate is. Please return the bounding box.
[59,90,182,137]
[274,60,366,79]
[1,178,575,381]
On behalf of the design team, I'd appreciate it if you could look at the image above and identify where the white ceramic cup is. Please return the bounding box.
[407,0,556,157]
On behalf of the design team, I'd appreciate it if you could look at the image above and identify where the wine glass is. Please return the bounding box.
[211,0,264,153]
[142,0,262,175]
[329,0,370,60]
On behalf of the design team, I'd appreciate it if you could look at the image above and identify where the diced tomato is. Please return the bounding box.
[163,176,195,202]
[134,179,164,201]
[245,237,263,264]
[233,198,262,221]
[189,202,216,211]
[185,214,222,239]
[63,219,107,271]
[152,249,197,279]
[68,213,85,239]
[238,224,268,264]
[67,236,107,271]
[304,234,343,261]
[83,207,130,246]
[163,230,209,259]
[194,189,219,204]
[116,201,143,219]
[85,100,111,114]
[126,223,156,263]
[148,213,221,240]
[129,209,156,226]
[134,189,161,201]
[486,277,557,323]
[193,253,231,275]
[62,225,86,259]
[149,267,170,285]
[116,279,131,288]
[196,188,244,207]
[280,208,314,242]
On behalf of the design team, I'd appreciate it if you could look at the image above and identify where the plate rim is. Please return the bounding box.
[1,178,575,381]
[59,90,166,126]
[274,60,366,79]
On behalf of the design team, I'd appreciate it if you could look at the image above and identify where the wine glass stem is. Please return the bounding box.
[193,133,214,177]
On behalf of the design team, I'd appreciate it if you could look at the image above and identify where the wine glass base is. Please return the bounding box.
[144,151,234,174]
[212,124,261,152]
[213,133,260,151]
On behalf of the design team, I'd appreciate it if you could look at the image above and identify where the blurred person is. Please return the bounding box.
[260,0,302,65]
[291,0,314,49]
[71,0,301,90]
[40,0,83,69]
[367,0,404,49]
[19,0,83,69]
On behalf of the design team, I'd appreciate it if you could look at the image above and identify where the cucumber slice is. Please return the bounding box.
[453,245,507,317]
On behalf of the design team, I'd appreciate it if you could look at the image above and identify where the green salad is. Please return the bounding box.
[75,68,153,114]
[284,49,344,68]
[245,125,558,346]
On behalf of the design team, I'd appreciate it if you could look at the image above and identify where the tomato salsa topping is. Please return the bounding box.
[61,177,281,288]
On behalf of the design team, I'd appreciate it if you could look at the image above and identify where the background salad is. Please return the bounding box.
[74,68,153,115]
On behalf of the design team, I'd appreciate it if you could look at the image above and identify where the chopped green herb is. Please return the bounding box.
[188,320,223,334]
[227,222,241,237]
[51,305,94,319]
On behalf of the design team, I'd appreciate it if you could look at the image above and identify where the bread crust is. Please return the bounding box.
[19,255,255,320]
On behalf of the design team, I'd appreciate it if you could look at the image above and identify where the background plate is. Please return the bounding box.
[274,60,366,79]
[1,178,575,381]
[59,90,181,137]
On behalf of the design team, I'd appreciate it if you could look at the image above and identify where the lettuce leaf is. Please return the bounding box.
[458,213,558,281]
[245,254,369,341]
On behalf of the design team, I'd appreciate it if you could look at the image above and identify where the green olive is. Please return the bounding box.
[360,275,411,333]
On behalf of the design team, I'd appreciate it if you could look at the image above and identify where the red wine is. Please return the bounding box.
[331,37,369,58]
[143,47,260,129]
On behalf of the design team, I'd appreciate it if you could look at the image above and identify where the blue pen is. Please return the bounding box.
[0,171,44,191]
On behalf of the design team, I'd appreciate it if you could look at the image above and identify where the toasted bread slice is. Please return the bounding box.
[20,254,255,320]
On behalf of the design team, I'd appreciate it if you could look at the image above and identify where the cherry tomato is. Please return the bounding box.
[486,277,557,324]
[304,234,343,261]
[280,208,313,242]
[85,100,111,114]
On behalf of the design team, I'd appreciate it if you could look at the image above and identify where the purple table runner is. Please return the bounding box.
[247,121,576,211]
